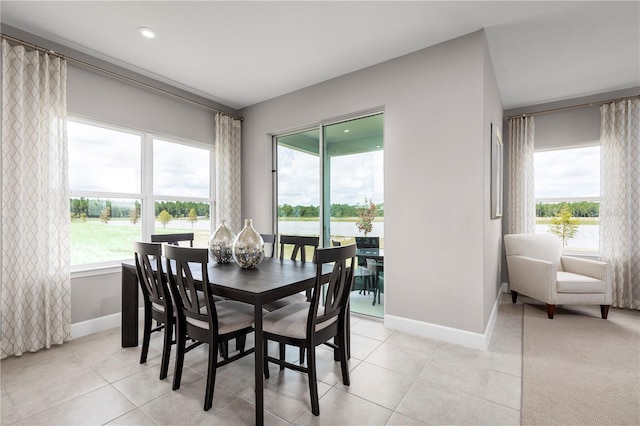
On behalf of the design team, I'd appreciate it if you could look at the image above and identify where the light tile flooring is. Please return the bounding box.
[1,294,522,425]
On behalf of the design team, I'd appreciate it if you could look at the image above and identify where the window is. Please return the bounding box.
[534,144,600,253]
[68,119,213,267]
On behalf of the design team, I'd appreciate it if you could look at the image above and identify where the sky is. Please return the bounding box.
[68,121,210,198]
[534,145,600,199]
[277,146,384,207]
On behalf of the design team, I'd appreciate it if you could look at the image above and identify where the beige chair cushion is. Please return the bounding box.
[263,302,336,339]
[556,272,606,294]
[263,293,307,311]
[186,300,262,335]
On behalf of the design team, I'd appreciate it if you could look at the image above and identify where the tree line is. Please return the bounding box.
[536,201,599,218]
[278,202,385,218]
[70,198,210,219]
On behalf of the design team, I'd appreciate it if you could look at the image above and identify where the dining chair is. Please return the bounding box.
[332,240,373,294]
[262,244,356,416]
[263,235,320,311]
[133,241,175,380]
[260,233,277,258]
[164,244,260,411]
[366,258,384,306]
[151,232,194,247]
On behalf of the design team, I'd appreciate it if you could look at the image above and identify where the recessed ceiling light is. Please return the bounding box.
[138,27,157,39]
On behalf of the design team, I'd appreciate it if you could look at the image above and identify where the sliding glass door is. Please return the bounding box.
[275,113,384,317]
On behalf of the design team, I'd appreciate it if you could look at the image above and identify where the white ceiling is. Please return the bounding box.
[1,1,638,110]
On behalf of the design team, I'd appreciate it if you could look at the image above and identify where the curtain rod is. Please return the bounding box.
[507,94,640,120]
[1,33,243,121]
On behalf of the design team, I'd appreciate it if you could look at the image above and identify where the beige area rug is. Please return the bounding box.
[522,303,640,425]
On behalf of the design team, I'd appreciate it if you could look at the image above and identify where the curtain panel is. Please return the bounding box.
[214,113,242,233]
[600,99,640,310]
[1,40,71,358]
[506,116,536,235]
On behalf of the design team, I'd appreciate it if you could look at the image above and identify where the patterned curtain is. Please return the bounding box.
[506,116,536,234]
[1,40,71,358]
[215,113,242,233]
[600,99,640,309]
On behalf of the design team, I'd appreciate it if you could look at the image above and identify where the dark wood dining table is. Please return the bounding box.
[121,257,332,425]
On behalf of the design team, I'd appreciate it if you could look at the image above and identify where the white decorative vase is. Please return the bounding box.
[232,219,264,268]
[209,220,235,263]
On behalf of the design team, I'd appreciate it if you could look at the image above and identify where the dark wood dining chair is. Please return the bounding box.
[332,240,372,293]
[133,241,175,380]
[263,235,320,311]
[260,233,277,258]
[262,244,356,416]
[366,258,384,306]
[164,245,259,411]
[151,232,194,247]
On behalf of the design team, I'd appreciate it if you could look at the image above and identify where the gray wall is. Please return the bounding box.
[240,30,504,335]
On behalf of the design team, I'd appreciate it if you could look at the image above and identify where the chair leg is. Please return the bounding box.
[300,347,305,365]
[546,304,555,319]
[511,290,518,304]
[264,339,270,379]
[159,320,173,380]
[338,329,350,386]
[306,344,320,416]
[203,339,218,411]
[140,307,152,364]
[172,324,186,391]
[600,305,610,319]
[219,341,229,360]
[279,343,286,370]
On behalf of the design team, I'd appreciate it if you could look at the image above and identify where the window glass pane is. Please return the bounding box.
[534,146,600,199]
[153,139,210,197]
[276,129,320,246]
[534,145,600,253]
[154,200,211,248]
[70,197,141,265]
[68,121,141,193]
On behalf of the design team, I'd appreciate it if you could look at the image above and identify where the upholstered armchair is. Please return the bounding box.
[504,233,611,319]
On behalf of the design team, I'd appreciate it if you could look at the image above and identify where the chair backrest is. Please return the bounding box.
[261,233,277,258]
[151,233,194,247]
[365,257,381,273]
[134,241,172,313]
[355,236,379,249]
[308,244,356,335]
[504,233,563,271]
[279,235,319,262]
[164,245,218,333]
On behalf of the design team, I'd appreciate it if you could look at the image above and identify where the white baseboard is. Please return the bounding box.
[384,295,501,351]
[70,307,143,340]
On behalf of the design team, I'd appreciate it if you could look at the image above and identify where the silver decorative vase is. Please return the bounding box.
[209,220,236,264]
[232,219,264,268]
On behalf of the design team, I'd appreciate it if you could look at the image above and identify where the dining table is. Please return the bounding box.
[121,256,332,425]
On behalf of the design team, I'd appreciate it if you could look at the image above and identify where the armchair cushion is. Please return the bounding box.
[556,272,606,293]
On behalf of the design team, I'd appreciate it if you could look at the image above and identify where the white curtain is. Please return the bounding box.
[600,99,640,310]
[215,113,242,233]
[506,116,536,234]
[1,40,71,358]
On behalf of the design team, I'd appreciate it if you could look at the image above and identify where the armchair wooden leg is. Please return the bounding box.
[511,290,518,304]
[600,305,610,319]
[546,304,555,319]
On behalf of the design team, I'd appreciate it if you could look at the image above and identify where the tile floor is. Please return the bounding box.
[1,294,522,425]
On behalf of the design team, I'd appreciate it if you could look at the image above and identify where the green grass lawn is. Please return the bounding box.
[536,217,599,225]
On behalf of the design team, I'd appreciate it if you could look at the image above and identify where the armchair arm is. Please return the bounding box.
[507,255,558,304]
[560,256,610,281]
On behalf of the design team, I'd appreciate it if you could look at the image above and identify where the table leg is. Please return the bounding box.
[121,264,139,347]
[254,300,264,426]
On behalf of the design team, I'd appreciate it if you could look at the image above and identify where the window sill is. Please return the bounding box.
[71,259,132,279]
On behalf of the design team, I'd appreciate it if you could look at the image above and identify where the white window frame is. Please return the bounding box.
[68,116,215,275]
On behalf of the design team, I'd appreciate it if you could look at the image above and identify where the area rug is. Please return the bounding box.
[521,303,640,425]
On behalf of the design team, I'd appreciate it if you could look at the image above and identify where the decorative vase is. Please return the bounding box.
[209,220,236,264]
[232,219,264,268]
